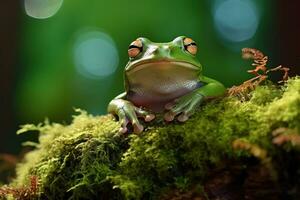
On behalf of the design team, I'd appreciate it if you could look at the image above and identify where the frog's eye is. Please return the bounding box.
[128,39,143,58]
[183,37,197,55]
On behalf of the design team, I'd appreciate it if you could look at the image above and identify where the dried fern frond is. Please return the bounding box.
[0,176,39,200]
[242,48,268,76]
[272,128,300,146]
[228,48,290,99]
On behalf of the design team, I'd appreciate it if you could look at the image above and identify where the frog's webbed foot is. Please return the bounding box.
[164,92,204,122]
[108,99,155,134]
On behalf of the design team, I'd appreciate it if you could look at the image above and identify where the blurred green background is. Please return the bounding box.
[1,0,299,157]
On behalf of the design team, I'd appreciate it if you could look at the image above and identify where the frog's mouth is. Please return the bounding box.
[126,59,199,74]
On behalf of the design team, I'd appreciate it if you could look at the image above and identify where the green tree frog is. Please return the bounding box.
[108,36,226,133]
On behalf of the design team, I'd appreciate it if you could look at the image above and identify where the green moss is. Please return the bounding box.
[12,77,300,199]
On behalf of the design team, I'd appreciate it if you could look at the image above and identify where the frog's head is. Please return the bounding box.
[124,36,202,74]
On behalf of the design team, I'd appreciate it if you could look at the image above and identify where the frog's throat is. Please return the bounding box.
[125,60,201,112]
[126,60,199,73]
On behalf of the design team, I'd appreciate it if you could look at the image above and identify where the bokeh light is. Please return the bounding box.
[73,31,119,79]
[213,0,259,42]
[24,0,63,19]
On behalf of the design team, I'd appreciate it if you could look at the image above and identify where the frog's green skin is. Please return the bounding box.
[108,36,226,133]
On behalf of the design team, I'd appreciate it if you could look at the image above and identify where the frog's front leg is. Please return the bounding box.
[164,76,226,122]
[108,92,155,134]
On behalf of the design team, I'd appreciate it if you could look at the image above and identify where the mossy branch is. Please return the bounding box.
[1,76,298,200]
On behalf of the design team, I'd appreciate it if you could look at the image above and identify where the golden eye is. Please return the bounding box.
[183,37,197,55]
[128,39,143,58]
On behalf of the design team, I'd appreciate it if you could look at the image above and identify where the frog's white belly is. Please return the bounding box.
[126,62,201,112]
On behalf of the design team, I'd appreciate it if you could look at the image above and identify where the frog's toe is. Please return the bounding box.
[177,102,197,122]
[119,117,143,134]
[134,107,155,122]
[132,122,144,134]
[177,113,189,122]
[164,112,176,122]
[145,114,155,122]
[119,117,129,134]
[119,126,128,134]
[164,101,189,121]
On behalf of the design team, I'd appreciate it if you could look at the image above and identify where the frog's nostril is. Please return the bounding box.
[160,45,171,56]
[162,45,170,51]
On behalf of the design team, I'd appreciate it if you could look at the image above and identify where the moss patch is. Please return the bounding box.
[11,77,300,199]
